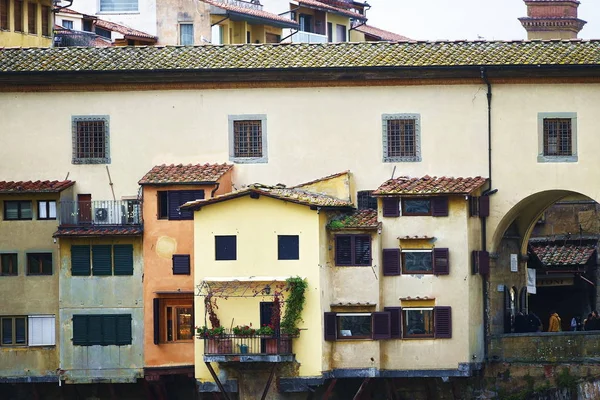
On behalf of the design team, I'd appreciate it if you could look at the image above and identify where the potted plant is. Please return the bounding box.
[232,324,255,336]
[256,324,275,337]
[197,326,227,354]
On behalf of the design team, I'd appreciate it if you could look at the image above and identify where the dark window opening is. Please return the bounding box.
[1,0,9,30]
[1,316,26,346]
[402,198,431,216]
[402,251,432,274]
[4,200,32,220]
[95,26,112,39]
[14,0,23,32]
[403,308,433,338]
[215,235,236,261]
[357,191,377,210]
[27,2,36,34]
[299,14,312,32]
[27,253,52,275]
[61,19,73,29]
[157,190,204,221]
[76,120,106,159]
[82,19,93,32]
[337,314,371,339]
[543,118,572,156]
[234,120,263,158]
[335,235,371,266]
[278,235,299,260]
[172,254,191,275]
[387,119,416,158]
[41,5,50,36]
[1,254,18,276]
[72,314,132,346]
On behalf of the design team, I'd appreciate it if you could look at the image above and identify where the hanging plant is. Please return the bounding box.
[205,292,221,328]
[280,277,308,336]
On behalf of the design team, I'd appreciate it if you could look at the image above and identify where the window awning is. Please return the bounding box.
[197,276,304,298]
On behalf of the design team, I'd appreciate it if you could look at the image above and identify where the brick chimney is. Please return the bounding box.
[519,0,586,40]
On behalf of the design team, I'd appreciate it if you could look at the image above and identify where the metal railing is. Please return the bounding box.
[201,334,294,355]
[289,31,328,43]
[58,200,142,226]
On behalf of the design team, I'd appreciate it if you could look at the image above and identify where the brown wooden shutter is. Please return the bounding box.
[382,249,401,276]
[433,248,449,275]
[153,298,160,345]
[335,236,352,266]
[431,197,448,217]
[469,196,478,217]
[372,312,391,340]
[324,312,337,341]
[472,250,490,276]
[384,307,402,339]
[479,196,490,217]
[434,306,452,338]
[382,198,399,217]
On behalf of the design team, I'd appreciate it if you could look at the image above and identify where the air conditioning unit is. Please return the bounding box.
[95,208,108,222]
[94,202,123,224]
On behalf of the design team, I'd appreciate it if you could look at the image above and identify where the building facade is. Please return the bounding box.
[0,0,53,47]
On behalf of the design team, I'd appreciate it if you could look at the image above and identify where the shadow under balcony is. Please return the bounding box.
[54,200,143,237]
[202,334,296,363]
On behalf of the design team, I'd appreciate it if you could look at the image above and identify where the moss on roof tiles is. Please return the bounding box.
[2,40,600,73]
[328,209,379,230]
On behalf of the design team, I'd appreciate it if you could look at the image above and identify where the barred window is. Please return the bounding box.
[229,115,267,163]
[543,118,572,156]
[72,116,110,164]
[382,114,421,162]
[27,2,36,34]
[357,190,377,210]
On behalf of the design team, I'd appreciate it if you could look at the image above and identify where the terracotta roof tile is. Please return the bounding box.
[328,209,379,230]
[0,180,75,193]
[291,171,349,188]
[53,226,143,237]
[373,175,487,196]
[182,184,354,210]
[297,0,366,20]
[4,41,600,73]
[355,24,411,41]
[203,0,299,28]
[530,244,596,266]
[138,163,233,185]
[94,18,157,41]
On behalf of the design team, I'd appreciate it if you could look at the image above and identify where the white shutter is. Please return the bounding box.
[28,315,55,346]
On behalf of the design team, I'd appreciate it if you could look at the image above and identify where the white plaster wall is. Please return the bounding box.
[67,0,158,35]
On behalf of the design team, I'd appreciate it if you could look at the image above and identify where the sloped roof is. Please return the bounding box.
[203,0,299,29]
[297,0,366,20]
[0,180,75,193]
[373,176,487,196]
[95,18,157,41]
[181,184,353,210]
[138,163,233,185]
[355,24,411,41]
[291,171,349,188]
[5,40,600,74]
[53,226,143,237]
[530,243,596,266]
[328,209,379,230]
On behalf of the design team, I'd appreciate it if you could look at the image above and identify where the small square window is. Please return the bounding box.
[335,235,371,266]
[27,253,52,275]
[72,116,110,164]
[402,251,432,274]
[172,254,191,275]
[215,235,236,261]
[336,314,371,339]
[229,115,268,164]
[403,308,434,338]
[278,235,299,260]
[357,191,377,211]
[4,201,32,220]
[402,198,431,216]
[537,112,577,163]
[382,114,421,162]
[61,19,73,29]
[1,254,18,276]
[38,200,57,220]
[1,316,27,346]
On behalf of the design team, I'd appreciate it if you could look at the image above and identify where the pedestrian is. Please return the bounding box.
[514,311,528,333]
[590,310,600,331]
[548,310,561,332]
[571,316,577,331]
[527,312,543,333]
[584,313,593,331]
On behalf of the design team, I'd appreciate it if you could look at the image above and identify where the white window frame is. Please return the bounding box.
[98,0,139,13]
[179,23,194,46]
[28,315,55,346]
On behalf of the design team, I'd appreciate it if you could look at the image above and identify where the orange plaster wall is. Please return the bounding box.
[142,170,232,368]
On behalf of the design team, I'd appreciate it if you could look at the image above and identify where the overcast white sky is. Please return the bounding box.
[366,0,600,41]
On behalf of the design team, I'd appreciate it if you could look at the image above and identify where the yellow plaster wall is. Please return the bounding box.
[325,13,350,42]
[0,0,53,47]
[193,195,323,381]
[294,172,351,201]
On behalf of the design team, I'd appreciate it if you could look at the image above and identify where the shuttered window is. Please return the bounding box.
[71,245,91,276]
[403,308,433,338]
[72,314,132,346]
[335,235,371,266]
[153,298,160,345]
[434,306,452,338]
[382,198,399,217]
[469,196,489,217]
[382,248,400,276]
[0,0,8,30]
[372,312,391,339]
[172,254,190,275]
[431,197,449,217]
[472,250,489,276]
[384,307,402,339]
[433,248,450,276]
[41,5,50,36]
[14,0,23,32]
[27,2,36,34]
[278,235,299,260]
[113,245,133,275]
[215,235,236,261]
[401,198,431,215]
[324,312,336,341]
[324,312,395,340]
[92,245,112,276]
[402,250,432,274]
[161,190,204,220]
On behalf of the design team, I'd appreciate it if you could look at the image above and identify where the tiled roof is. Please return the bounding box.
[355,24,411,41]
[181,184,354,210]
[291,171,349,188]
[4,41,600,73]
[530,244,596,266]
[373,176,487,196]
[328,209,379,230]
[297,0,366,20]
[203,0,299,28]
[94,18,157,41]
[0,180,74,193]
[53,226,143,237]
[138,163,233,185]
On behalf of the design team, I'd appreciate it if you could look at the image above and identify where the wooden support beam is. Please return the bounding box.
[385,378,398,400]
[260,364,277,400]
[108,383,117,400]
[352,378,370,400]
[142,379,156,400]
[204,362,232,400]
[31,383,40,400]
[321,378,337,400]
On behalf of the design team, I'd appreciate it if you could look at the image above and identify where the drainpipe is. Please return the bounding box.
[480,67,498,362]
[210,182,220,198]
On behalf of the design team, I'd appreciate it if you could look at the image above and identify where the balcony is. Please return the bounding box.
[289,31,328,43]
[202,334,295,363]
[58,200,142,227]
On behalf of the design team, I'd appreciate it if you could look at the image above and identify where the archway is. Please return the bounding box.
[489,190,599,335]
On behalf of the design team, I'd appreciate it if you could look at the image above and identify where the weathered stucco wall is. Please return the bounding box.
[156,0,210,45]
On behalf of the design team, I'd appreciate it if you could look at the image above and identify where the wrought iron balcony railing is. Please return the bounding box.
[201,334,294,356]
[58,200,142,227]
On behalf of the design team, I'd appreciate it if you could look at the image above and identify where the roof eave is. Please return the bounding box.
[139,180,219,186]
[227,10,299,29]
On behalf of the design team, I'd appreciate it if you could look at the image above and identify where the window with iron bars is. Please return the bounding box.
[382,114,421,162]
[229,115,267,163]
[72,116,110,164]
[543,118,572,156]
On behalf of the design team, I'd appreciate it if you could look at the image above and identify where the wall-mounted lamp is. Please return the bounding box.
[263,285,271,295]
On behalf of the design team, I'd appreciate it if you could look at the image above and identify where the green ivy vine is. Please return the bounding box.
[281,277,308,336]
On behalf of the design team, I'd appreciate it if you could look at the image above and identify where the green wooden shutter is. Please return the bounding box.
[102,315,117,345]
[113,245,133,275]
[92,245,112,276]
[72,315,88,345]
[71,245,91,276]
[116,314,132,345]
[88,315,103,345]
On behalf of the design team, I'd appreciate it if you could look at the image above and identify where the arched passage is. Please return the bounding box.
[488,190,599,335]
